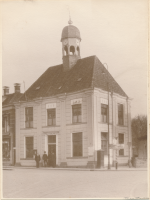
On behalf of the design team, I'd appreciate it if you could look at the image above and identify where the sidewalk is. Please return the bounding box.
[3,165,147,171]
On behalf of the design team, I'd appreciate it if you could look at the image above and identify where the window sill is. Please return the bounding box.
[20,158,35,160]
[117,125,127,127]
[20,128,37,130]
[66,156,88,159]
[118,156,128,157]
[42,125,60,128]
[67,122,87,126]
[99,122,112,125]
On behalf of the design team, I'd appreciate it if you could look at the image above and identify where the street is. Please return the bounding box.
[3,168,148,198]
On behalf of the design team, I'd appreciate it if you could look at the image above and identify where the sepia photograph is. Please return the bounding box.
[1,0,149,198]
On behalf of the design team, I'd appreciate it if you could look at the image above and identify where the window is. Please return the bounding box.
[72,132,82,157]
[101,104,108,123]
[119,133,124,144]
[3,139,10,159]
[48,135,56,143]
[101,132,108,155]
[2,114,10,133]
[118,133,124,156]
[26,137,33,158]
[118,104,123,125]
[25,107,33,128]
[72,104,81,123]
[119,149,124,156]
[47,109,56,126]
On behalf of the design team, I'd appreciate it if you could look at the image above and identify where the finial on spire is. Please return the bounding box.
[67,5,73,25]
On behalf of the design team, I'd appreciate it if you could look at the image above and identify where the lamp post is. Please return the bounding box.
[103,63,111,170]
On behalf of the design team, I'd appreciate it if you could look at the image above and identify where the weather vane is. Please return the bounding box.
[67,5,73,25]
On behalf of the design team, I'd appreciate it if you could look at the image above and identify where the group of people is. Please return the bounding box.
[35,151,56,168]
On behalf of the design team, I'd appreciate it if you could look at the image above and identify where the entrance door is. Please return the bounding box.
[48,135,56,167]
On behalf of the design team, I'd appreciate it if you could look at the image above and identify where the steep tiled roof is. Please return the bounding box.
[20,55,127,101]
[3,93,23,106]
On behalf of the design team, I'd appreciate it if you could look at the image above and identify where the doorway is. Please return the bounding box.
[48,135,56,167]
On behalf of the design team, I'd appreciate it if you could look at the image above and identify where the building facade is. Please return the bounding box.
[15,20,132,167]
[2,84,22,166]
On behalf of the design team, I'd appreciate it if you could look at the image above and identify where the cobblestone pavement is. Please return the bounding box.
[3,168,148,198]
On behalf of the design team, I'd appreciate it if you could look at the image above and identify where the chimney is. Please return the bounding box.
[14,83,21,93]
[3,86,9,96]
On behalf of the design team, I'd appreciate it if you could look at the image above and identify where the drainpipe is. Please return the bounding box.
[127,97,132,167]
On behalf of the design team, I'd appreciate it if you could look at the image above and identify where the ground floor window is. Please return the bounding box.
[26,137,34,158]
[72,132,82,157]
[119,149,124,156]
[3,139,10,160]
[101,132,108,155]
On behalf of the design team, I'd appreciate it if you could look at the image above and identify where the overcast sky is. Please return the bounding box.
[2,0,148,117]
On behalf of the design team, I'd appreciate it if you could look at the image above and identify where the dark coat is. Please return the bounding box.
[42,153,48,161]
[35,155,41,162]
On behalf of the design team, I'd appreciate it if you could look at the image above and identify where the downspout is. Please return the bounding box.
[127,97,132,167]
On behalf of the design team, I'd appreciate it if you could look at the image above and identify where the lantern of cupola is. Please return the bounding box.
[61,18,81,71]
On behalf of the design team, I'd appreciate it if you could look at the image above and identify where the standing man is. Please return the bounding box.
[42,151,48,167]
[35,152,41,168]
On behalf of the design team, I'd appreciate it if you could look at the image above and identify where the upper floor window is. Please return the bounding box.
[72,104,81,123]
[47,108,56,126]
[101,104,108,123]
[101,132,108,155]
[118,104,123,125]
[72,132,82,157]
[25,107,33,128]
[2,114,10,133]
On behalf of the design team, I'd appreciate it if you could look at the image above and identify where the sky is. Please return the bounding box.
[1,0,148,118]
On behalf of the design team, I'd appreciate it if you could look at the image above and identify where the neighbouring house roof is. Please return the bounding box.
[2,93,23,106]
[20,55,128,102]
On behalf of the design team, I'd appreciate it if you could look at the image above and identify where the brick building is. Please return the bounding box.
[15,20,132,167]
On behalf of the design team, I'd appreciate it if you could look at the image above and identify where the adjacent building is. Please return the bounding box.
[14,20,132,167]
[2,84,22,166]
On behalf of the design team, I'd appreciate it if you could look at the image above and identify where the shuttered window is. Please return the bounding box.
[72,132,82,157]
[47,108,56,126]
[25,107,33,128]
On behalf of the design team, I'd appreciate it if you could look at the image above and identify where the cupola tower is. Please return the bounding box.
[61,18,81,71]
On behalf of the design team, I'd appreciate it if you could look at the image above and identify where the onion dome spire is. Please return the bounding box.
[68,7,73,25]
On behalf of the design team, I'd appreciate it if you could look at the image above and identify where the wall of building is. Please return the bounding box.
[2,108,15,166]
[15,88,131,167]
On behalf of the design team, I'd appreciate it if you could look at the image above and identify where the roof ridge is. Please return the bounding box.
[91,56,97,88]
